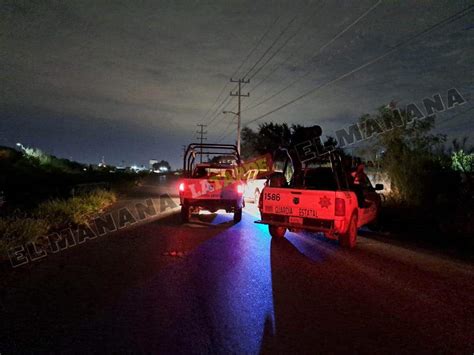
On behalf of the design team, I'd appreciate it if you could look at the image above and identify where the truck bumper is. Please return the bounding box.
[182,198,244,211]
[255,214,334,233]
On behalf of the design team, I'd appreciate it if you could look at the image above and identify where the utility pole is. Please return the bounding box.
[196,124,207,163]
[230,78,249,155]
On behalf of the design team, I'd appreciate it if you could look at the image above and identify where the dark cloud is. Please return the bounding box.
[0,0,472,167]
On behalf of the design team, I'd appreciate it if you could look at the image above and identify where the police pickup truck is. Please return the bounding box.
[178,143,245,223]
[256,149,383,248]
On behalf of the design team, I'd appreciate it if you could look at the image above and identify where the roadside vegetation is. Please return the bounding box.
[0,146,142,255]
[0,190,117,256]
[36,189,117,228]
[0,189,117,255]
[357,107,473,249]
[0,146,144,210]
[0,216,50,254]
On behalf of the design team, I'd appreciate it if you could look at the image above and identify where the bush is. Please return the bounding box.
[0,216,50,253]
[36,189,117,228]
[0,189,117,256]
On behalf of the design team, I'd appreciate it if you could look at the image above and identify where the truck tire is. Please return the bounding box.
[339,214,357,248]
[234,208,242,223]
[269,225,286,238]
[181,205,190,223]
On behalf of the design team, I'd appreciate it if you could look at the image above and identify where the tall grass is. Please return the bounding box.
[0,189,116,256]
[0,217,50,253]
[36,189,116,228]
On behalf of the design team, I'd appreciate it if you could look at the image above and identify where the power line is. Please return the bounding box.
[201,84,232,125]
[207,14,294,127]
[447,116,474,131]
[216,117,237,143]
[205,14,299,129]
[245,2,323,81]
[200,16,281,125]
[436,105,474,128]
[242,15,298,80]
[207,93,236,126]
[244,4,474,126]
[216,100,239,143]
[205,11,306,130]
[243,0,382,113]
[231,15,281,79]
[244,11,321,100]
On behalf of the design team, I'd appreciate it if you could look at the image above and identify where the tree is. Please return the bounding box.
[241,123,334,159]
[254,122,292,154]
[362,106,450,206]
[240,127,259,160]
[450,137,474,174]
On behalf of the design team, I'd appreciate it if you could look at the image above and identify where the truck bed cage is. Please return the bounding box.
[272,146,348,191]
[183,143,241,177]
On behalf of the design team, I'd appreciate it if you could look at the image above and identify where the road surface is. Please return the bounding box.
[1,178,473,353]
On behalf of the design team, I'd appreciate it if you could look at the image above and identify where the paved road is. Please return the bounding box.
[1,181,473,354]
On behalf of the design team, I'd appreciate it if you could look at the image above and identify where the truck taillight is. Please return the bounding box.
[236,184,244,194]
[179,182,185,192]
[335,198,345,216]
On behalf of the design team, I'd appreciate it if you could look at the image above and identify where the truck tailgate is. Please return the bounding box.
[181,178,240,200]
[261,187,336,221]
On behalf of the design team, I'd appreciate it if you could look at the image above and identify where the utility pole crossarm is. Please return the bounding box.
[196,124,208,163]
[228,78,250,155]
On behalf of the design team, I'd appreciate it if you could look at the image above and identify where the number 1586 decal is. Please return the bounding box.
[264,193,280,201]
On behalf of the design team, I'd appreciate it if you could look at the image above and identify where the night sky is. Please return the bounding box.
[1,0,473,169]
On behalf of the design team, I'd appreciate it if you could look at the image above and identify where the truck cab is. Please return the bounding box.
[256,148,383,248]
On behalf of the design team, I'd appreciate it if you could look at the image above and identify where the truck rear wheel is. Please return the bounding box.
[339,214,357,248]
[181,205,190,223]
[269,225,286,238]
[233,208,242,223]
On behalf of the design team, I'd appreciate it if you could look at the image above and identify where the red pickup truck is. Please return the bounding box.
[256,150,383,248]
[179,144,245,223]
